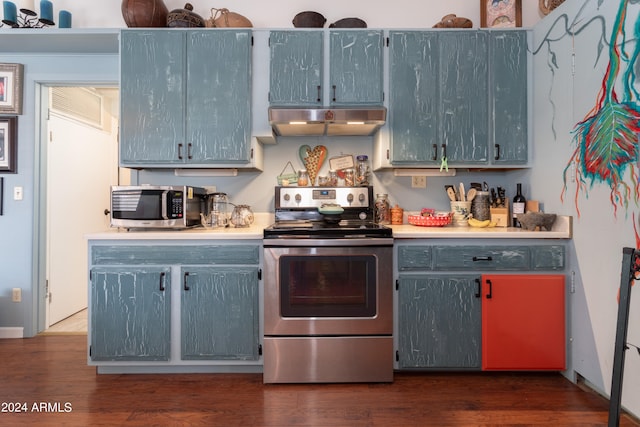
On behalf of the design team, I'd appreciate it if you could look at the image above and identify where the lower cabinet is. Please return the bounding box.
[88,242,262,372]
[396,241,566,371]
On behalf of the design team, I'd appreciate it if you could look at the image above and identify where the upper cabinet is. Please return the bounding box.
[120,29,256,168]
[269,30,384,106]
[380,29,528,169]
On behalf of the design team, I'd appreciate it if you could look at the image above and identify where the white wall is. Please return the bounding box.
[9,0,545,29]
[532,0,640,418]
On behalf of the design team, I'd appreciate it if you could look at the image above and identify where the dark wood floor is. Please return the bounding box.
[1,335,638,426]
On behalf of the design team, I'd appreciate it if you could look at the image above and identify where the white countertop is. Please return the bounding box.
[86,214,572,241]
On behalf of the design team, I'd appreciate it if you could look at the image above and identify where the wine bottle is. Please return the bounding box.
[512,183,526,227]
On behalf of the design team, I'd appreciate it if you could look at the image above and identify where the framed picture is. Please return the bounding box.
[0,116,17,173]
[480,0,522,28]
[0,63,24,115]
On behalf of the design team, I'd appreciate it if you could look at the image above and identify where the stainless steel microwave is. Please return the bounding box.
[110,185,206,229]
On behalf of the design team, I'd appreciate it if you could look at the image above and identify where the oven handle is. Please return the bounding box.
[263,238,393,247]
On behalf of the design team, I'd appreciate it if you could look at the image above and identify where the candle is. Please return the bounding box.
[16,0,34,12]
[2,1,17,23]
[39,0,52,22]
[58,10,71,28]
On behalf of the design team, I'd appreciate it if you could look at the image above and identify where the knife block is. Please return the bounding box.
[490,199,509,227]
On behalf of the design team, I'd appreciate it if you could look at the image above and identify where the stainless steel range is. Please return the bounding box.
[263,186,393,383]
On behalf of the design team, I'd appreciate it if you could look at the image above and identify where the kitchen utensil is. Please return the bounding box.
[446,186,457,202]
[459,183,466,201]
[466,188,477,202]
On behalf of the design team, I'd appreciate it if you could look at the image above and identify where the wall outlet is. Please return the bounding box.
[14,186,23,201]
[12,288,21,303]
[411,176,427,189]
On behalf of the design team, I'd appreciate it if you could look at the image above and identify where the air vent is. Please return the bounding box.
[50,87,103,129]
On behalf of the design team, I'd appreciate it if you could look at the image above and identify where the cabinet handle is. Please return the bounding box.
[431,144,438,161]
[441,143,447,159]
[494,144,500,161]
[474,278,481,298]
[317,85,321,103]
[472,256,493,262]
[485,279,493,299]
[159,272,166,292]
[332,85,337,102]
[178,143,183,160]
[187,143,193,160]
[183,272,190,291]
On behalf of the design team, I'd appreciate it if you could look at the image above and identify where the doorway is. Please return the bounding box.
[38,85,121,330]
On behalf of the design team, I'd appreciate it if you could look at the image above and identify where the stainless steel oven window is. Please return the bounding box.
[279,255,377,318]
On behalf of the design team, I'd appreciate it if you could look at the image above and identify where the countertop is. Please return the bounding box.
[86,214,572,241]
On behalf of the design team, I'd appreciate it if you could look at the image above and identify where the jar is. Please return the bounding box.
[210,192,229,227]
[390,204,404,225]
[355,155,370,186]
[344,168,356,187]
[328,169,338,186]
[374,194,390,224]
[297,169,309,186]
[471,191,491,221]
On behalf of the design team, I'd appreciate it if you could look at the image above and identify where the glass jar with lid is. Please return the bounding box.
[355,155,370,186]
[374,194,390,224]
[297,169,309,186]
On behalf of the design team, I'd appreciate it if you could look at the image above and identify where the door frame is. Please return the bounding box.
[33,79,118,333]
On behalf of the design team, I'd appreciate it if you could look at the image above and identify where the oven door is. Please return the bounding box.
[263,244,393,336]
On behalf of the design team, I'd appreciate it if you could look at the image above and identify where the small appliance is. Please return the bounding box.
[110,185,206,229]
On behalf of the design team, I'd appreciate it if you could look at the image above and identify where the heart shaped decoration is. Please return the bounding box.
[299,145,311,166]
[302,145,327,186]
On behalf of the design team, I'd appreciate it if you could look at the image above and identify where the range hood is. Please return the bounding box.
[269,106,386,137]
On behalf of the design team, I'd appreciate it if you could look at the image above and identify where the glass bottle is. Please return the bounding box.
[375,194,390,224]
[512,183,526,227]
[297,169,309,186]
[355,155,370,186]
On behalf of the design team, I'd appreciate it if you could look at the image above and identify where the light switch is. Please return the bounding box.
[14,186,23,201]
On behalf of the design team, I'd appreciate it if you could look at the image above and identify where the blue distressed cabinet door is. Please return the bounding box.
[398,275,481,369]
[388,31,440,164]
[329,30,384,105]
[120,30,184,165]
[90,266,171,361]
[120,29,252,166]
[269,30,323,106]
[186,30,252,163]
[181,266,259,360]
[489,30,528,164]
[439,31,488,164]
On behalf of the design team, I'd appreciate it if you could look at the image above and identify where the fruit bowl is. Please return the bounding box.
[408,212,453,227]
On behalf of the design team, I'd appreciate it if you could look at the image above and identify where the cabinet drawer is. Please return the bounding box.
[531,245,565,270]
[91,245,260,266]
[433,246,529,270]
[397,246,432,271]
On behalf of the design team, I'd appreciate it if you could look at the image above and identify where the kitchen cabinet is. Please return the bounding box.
[120,29,254,168]
[88,242,262,371]
[381,29,528,168]
[181,266,259,360]
[90,266,171,361]
[482,274,565,370]
[269,29,384,106]
[398,274,481,369]
[395,241,565,371]
[489,31,528,164]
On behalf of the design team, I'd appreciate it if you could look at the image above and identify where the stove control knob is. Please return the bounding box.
[358,193,366,203]
[283,194,290,202]
[347,193,354,204]
[359,211,367,220]
[295,194,302,203]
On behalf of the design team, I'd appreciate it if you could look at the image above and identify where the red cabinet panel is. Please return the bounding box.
[481,274,565,370]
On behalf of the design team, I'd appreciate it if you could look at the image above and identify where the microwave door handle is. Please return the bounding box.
[161,191,169,220]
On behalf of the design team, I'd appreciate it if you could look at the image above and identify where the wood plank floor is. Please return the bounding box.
[0,335,638,426]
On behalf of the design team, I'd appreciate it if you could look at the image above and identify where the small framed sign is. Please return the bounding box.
[0,63,24,115]
[480,0,522,28]
[0,116,17,173]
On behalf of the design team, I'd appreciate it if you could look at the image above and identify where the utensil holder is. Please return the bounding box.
[450,201,471,226]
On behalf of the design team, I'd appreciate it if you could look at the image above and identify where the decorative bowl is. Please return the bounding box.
[408,212,453,227]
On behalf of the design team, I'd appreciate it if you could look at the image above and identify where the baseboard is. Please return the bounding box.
[0,327,24,339]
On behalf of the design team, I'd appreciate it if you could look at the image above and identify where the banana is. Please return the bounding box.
[468,218,491,228]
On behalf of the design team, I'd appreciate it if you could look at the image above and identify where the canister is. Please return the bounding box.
[471,191,491,221]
